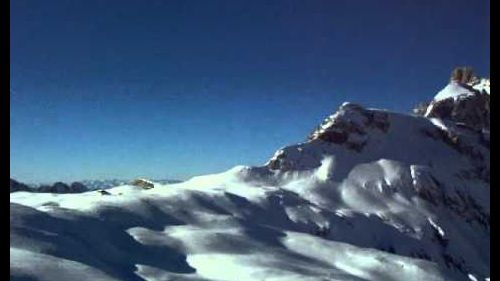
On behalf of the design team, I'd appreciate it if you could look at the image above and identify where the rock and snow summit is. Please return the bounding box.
[11,68,489,281]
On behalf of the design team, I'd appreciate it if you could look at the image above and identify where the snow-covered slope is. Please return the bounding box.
[432,78,489,103]
[433,82,478,102]
[10,168,463,281]
[434,67,489,102]
[11,83,489,281]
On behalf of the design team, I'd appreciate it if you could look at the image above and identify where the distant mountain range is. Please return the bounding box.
[10,178,183,193]
[10,179,87,193]
[79,179,182,190]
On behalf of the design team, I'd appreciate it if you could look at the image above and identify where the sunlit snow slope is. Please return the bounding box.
[11,83,489,281]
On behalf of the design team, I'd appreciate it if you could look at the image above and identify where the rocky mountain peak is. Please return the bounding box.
[307,102,389,149]
[414,67,490,131]
[450,66,476,84]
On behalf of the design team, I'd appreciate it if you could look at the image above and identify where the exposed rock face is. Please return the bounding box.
[308,103,390,148]
[10,179,32,193]
[419,122,490,185]
[450,66,475,84]
[424,92,490,131]
[413,67,490,132]
[267,103,390,171]
[130,178,155,189]
[98,189,111,195]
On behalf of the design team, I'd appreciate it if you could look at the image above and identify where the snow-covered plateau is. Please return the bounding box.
[11,78,489,281]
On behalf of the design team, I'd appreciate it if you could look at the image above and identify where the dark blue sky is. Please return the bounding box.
[11,0,490,183]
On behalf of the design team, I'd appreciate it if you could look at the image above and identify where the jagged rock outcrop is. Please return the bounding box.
[414,67,490,131]
[424,92,490,131]
[450,66,475,84]
[267,102,392,171]
[308,102,389,147]
[130,178,155,189]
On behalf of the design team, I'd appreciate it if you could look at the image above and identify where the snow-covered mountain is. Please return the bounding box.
[10,71,489,281]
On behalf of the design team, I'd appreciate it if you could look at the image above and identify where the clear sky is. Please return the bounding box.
[10,0,490,183]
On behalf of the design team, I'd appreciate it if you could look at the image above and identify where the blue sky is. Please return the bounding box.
[11,0,490,183]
